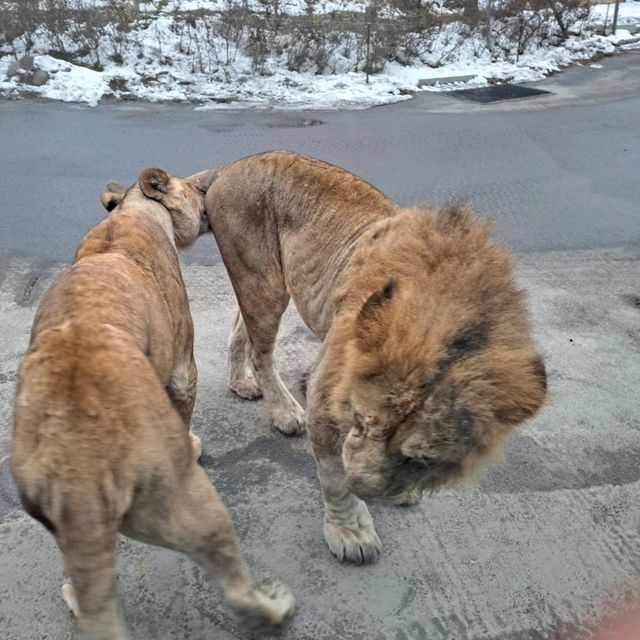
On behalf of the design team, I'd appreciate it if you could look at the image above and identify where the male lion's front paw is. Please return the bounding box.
[323,502,382,565]
[230,370,262,400]
[229,578,296,631]
[272,401,306,436]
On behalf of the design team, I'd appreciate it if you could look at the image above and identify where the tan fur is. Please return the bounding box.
[188,150,547,564]
[11,168,294,640]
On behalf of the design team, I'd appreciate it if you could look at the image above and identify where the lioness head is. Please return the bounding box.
[332,205,547,503]
[100,168,210,248]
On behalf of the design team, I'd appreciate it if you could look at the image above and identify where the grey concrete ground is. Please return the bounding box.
[1,52,640,640]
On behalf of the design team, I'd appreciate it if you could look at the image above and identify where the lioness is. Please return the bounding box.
[11,168,295,640]
[185,150,547,565]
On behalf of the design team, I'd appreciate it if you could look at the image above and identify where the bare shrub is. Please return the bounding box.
[174,11,222,74]
[66,1,107,69]
[487,0,590,59]
[0,0,41,55]
[246,19,270,74]
[102,0,138,63]
[41,0,72,56]
[216,3,247,64]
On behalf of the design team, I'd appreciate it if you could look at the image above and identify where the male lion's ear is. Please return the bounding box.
[139,168,171,200]
[187,169,218,194]
[531,354,547,394]
[100,190,123,212]
[355,279,396,349]
[494,355,547,425]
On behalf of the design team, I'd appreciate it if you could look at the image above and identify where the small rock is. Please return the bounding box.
[6,60,20,78]
[25,70,50,86]
[7,55,37,79]
[19,55,34,71]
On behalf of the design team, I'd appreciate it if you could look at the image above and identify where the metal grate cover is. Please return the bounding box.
[448,83,551,103]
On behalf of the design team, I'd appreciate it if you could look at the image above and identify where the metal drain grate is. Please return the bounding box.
[447,83,551,103]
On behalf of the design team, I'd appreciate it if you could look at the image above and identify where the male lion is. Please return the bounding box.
[11,168,295,640]
[188,150,547,565]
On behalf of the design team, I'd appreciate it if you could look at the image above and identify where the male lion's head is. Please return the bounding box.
[100,168,210,248]
[332,205,547,504]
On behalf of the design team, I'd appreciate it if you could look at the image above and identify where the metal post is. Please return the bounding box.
[612,0,621,35]
[365,22,371,85]
[516,14,524,63]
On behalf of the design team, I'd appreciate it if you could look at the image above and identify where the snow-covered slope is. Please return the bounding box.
[0,1,637,108]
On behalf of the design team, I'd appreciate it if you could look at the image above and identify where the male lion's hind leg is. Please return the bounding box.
[228,309,262,400]
[214,227,304,434]
[251,347,306,436]
[228,312,307,435]
[311,440,382,565]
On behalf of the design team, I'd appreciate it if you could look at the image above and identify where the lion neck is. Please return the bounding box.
[114,186,177,249]
[74,187,179,274]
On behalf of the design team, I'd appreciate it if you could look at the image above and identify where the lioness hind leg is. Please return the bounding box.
[228,308,262,400]
[121,464,295,631]
[167,357,197,427]
[60,532,127,640]
[61,581,80,617]
[168,357,203,460]
[226,577,296,632]
[189,432,202,461]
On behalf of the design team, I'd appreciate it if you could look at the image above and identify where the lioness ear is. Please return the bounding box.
[100,190,123,212]
[139,168,171,200]
[106,180,126,195]
[355,279,396,349]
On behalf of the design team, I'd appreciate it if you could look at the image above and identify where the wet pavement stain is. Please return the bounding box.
[17,273,40,306]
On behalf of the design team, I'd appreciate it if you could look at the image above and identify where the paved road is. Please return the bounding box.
[1,50,640,267]
[1,52,639,640]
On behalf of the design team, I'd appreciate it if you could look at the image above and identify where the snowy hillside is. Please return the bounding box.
[0,0,638,108]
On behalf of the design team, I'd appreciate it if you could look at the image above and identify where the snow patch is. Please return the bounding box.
[1,1,639,108]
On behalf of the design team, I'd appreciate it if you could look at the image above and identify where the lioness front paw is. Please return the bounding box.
[230,370,262,400]
[323,503,382,565]
[272,402,306,436]
[229,578,296,631]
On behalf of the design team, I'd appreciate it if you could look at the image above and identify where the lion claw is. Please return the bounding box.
[323,502,382,565]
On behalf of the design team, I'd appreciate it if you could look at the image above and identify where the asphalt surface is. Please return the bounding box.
[1,51,640,640]
[1,50,640,266]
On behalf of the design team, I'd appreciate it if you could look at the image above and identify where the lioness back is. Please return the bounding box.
[12,320,191,534]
